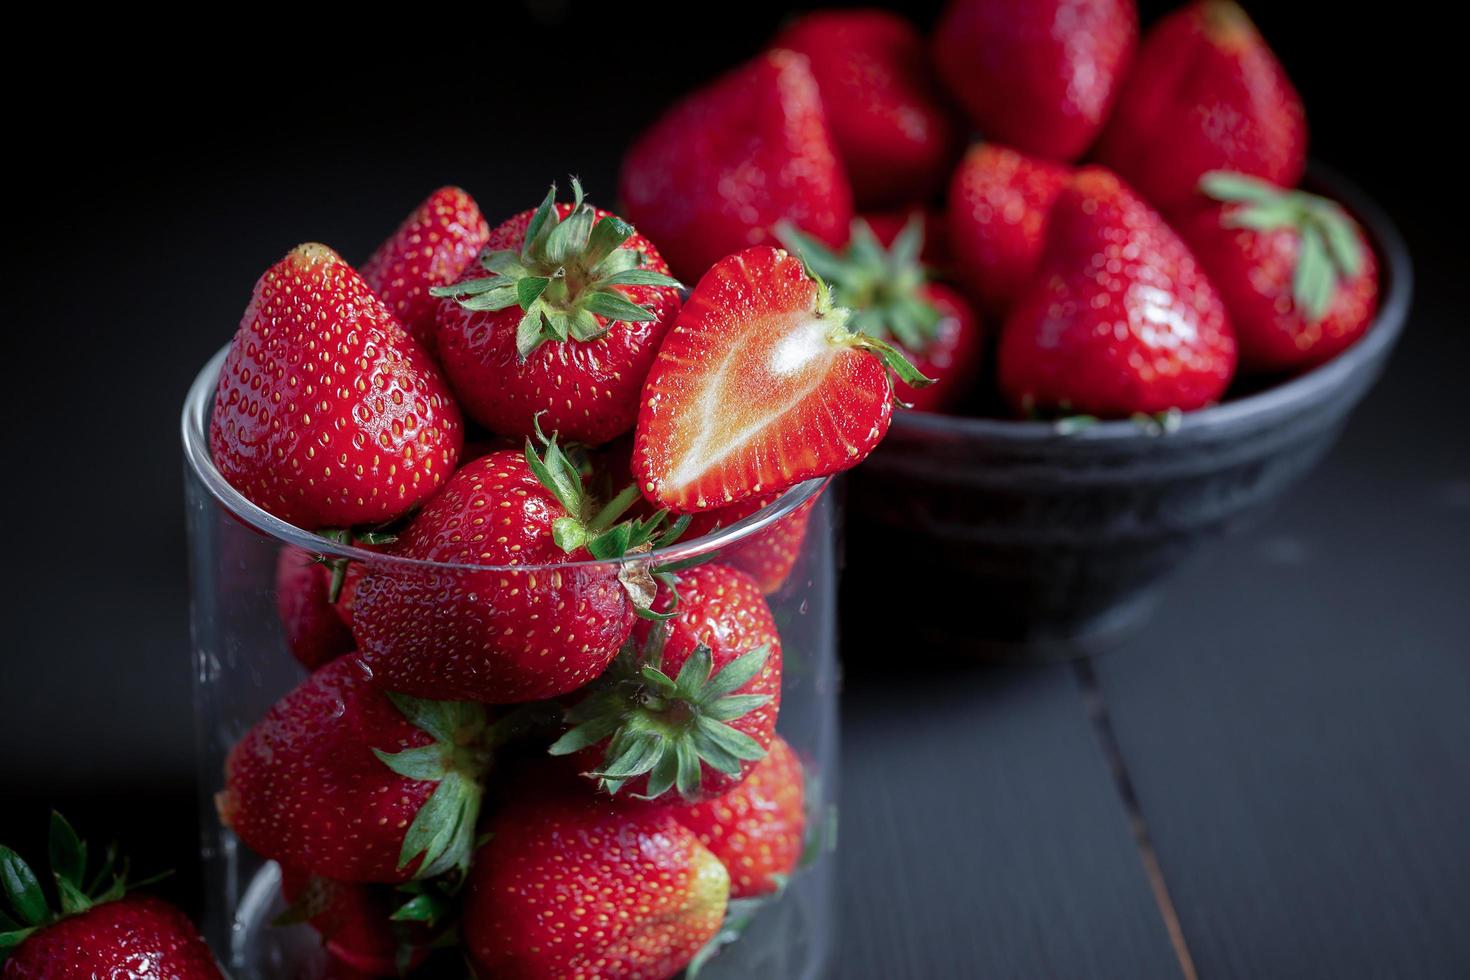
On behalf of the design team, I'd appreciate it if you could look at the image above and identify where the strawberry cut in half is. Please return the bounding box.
[632,245,930,513]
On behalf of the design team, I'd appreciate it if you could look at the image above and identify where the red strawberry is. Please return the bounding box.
[551,564,782,803]
[780,218,983,413]
[278,869,446,976]
[433,181,682,446]
[864,208,949,268]
[462,781,728,979]
[2,814,223,979]
[360,186,490,358]
[275,546,356,670]
[932,0,1137,162]
[682,491,819,595]
[1096,0,1306,212]
[674,734,806,899]
[1177,172,1379,374]
[773,9,961,209]
[209,243,463,531]
[218,656,517,883]
[353,438,676,703]
[998,167,1236,417]
[620,50,854,283]
[632,246,928,513]
[946,143,1070,317]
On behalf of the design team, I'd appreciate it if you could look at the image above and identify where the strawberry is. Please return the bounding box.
[210,243,463,531]
[2,814,223,978]
[1177,172,1379,374]
[1096,0,1306,212]
[432,181,681,446]
[352,436,679,703]
[998,167,1236,417]
[619,50,854,283]
[360,186,490,359]
[462,781,728,979]
[932,0,1137,162]
[681,491,819,595]
[780,218,983,413]
[275,545,355,670]
[632,246,929,513]
[278,869,449,976]
[674,734,806,899]
[550,564,781,803]
[772,10,961,209]
[218,655,529,883]
[946,143,1070,317]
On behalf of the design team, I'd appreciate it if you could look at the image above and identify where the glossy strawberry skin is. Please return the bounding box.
[900,284,983,413]
[275,546,360,670]
[361,186,490,359]
[352,452,634,703]
[463,783,729,980]
[219,656,439,883]
[773,10,960,209]
[633,246,894,513]
[1,896,223,979]
[574,564,781,802]
[998,168,1236,417]
[674,734,806,899]
[1176,200,1379,374]
[946,144,1069,317]
[435,204,680,446]
[209,243,463,530]
[682,492,818,595]
[933,0,1137,162]
[1096,0,1306,212]
[620,50,854,283]
[279,868,429,976]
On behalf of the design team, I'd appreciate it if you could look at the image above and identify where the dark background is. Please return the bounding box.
[4,3,1463,975]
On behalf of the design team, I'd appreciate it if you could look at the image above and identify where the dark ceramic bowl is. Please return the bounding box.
[844,166,1412,657]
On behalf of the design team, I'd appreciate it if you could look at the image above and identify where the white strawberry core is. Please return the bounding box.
[666,313,835,492]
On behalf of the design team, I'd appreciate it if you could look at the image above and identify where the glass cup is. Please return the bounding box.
[181,347,838,979]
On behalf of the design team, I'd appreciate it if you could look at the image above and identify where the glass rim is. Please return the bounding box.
[181,345,827,573]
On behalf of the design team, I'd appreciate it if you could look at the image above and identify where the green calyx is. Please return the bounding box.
[524,415,688,561]
[430,178,681,360]
[275,872,464,972]
[547,631,773,802]
[1199,170,1367,324]
[779,217,945,355]
[2,813,168,960]
[778,220,935,391]
[374,698,552,881]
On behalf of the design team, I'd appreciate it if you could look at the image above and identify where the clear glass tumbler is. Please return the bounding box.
[182,347,837,979]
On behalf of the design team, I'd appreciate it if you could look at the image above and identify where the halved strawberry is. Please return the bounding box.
[631,246,928,513]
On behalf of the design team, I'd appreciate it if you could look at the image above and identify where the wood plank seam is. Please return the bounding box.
[1074,658,1201,980]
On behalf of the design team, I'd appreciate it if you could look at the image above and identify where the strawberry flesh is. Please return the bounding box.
[633,246,899,513]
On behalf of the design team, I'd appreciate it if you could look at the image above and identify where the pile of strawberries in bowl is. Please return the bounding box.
[618,0,1389,423]
[601,0,1406,652]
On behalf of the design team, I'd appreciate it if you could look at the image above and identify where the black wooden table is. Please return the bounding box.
[835,262,1470,978]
